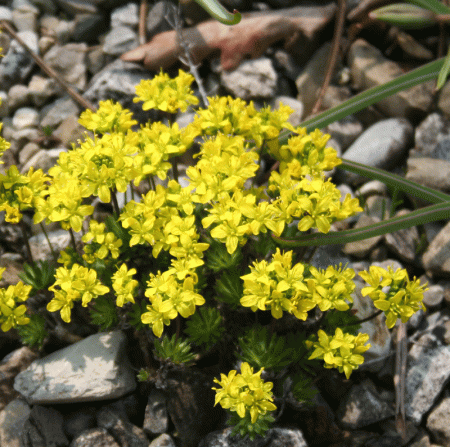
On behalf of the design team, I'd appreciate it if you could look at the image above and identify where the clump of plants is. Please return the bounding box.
[0,70,427,439]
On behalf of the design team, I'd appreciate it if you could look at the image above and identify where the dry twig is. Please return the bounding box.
[139,0,148,46]
[166,3,209,108]
[0,20,96,112]
[394,322,408,441]
[311,0,346,115]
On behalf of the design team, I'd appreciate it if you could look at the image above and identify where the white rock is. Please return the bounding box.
[12,106,39,129]
[14,331,137,404]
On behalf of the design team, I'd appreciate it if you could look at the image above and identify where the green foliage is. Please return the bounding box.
[290,373,318,405]
[322,309,361,336]
[228,411,275,441]
[215,270,243,308]
[205,240,243,272]
[16,314,47,348]
[128,300,147,330]
[19,261,56,293]
[237,326,295,372]
[184,306,224,349]
[137,368,151,382]
[88,296,119,330]
[154,334,196,365]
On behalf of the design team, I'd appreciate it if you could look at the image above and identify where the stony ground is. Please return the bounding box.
[1,0,450,446]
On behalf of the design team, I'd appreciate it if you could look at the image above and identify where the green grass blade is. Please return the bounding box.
[277,58,444,146]
[338,159,450,204]
[406,0,450,15]
[437,46,450,89]
[272,202,450,247]
[370,3,437,29]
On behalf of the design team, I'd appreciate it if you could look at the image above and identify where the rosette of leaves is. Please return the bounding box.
[228,411,275,441]
[184,306,224,349]
[88,295,118,330]
[19,260,56,293]
[215,270,243,308]
[154,334,196,365]
[237,326,296,373]
[16,314,47,349]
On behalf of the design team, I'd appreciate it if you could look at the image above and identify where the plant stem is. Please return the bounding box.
[343,309,383,327]
[20,220,33,264]
[40,222,58,263]
[111,189,120,216]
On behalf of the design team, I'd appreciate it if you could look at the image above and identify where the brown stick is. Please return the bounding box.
[311,0,346,116]
[394,322,407,441]
[139,0,148,46]
[0,20,96,112]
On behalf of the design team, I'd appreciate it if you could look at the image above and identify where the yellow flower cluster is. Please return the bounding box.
[213,362,277,424]
[134,69,199,113]
[0,70,361,339]
[308,328,371,379]
[0,268,31,332]
[359,265,427,328]
[241,249,356,320]
[47,264,109,323]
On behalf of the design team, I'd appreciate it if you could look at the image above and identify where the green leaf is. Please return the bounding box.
[184,306,224,349]
[237,326,295,372]
[215,270,243,308]
[154,334,196,365]
[272,201,450,248]
[16,314,47,349]
[205,240,243,272]
[277,58,445,145]
[437,46,450,90]
[406,0,450,15]
[369,3,437,29]
[89,296,119,330]
[339,159,450,204]
[192,0,241,24]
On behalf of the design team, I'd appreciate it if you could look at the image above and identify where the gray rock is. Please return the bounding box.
[97,407,148,447]
[407,156,450,193]
[12,8,38,33]
[8,84,30,111]
[63,406,97,439]
[427,393,450,446]
[342,214,383,258]
[14,331,136,404]
[70,428,120,447]
[55,0,99,17]
[0,6,13,22]
[384,209,420,263]
[0,252,25,286]
[102,26,139,56]
[28,74,61,107]
[199,427,308,447]
[337,379,395,429]
[326,115,363,151]
[143,388,169,436]
[422,284,444,308]
[9,126,40,154]
[20,405,68,447]
[40,96,81,128]
[20,148,65,173]
[149,434,177,447]
[43,43,87,91]
[406,333,450,423]
[414,113,450,161]
[40,16,75,44]
[0,31,38,91]
[357,180,389,198]
[83,59,154,123]
[273,49,302,82]
[111,2,139,28]
[339,118,413,184]
[422,220,450,276]
[29,0,57,14]
[351,279,392,372]
[348,39,434,118]
[147,1,174,37]
[0,398,32,447]
[72,13,107,44]
[296,42,336,116]
[12,106,39,129]
[221,57,278,100]
[18,140,40,163]
[52,114,86,147]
